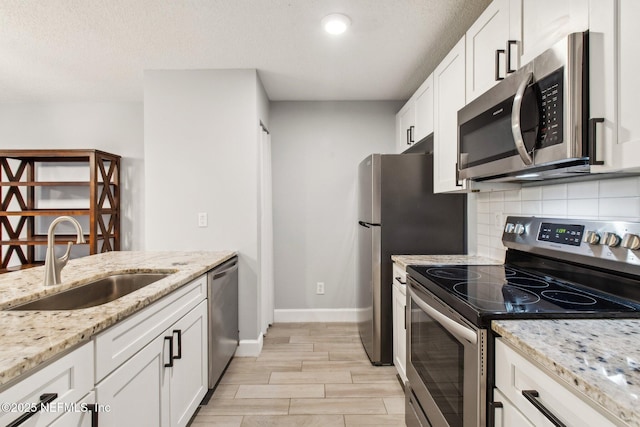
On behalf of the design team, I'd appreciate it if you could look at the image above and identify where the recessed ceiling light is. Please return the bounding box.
[322,13,351,35]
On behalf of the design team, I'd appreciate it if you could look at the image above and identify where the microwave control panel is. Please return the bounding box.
[536,68,564,148]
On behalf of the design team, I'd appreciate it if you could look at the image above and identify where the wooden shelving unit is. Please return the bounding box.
[0,149,120,273]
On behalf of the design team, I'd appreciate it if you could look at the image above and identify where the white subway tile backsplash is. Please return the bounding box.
[504,201,522,215]
[503,190,521,202]
[599,177,639,198]
[542,184,568,200]
[542,199,568,217]
[598,197,640,219]
[521,200,542,215]
[567,199,599,218]
[521,186,542,201]
[567,181,599,199]
[474,176,640,255]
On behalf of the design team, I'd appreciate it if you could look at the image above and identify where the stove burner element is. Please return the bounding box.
[541,290,598,306]
[507,277,550,289]
[426,267,482,281]
[453,282,540,306]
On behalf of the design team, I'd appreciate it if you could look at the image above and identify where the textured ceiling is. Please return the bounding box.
[0,0,491,102]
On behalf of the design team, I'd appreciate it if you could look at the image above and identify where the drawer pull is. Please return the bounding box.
[6,393,58,427]
[489,401,503,427]
[164,336,174,368]
[173,329,182,360]
[395,276,406,285]
[86,403,100,427]
[522,389,566,427]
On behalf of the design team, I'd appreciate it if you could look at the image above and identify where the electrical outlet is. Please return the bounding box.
[198,212,208,227]
[316,282,325,295]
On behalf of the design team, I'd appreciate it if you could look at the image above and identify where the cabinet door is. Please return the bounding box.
[0,342,93,427]
[49,392,96,427]
[169,300,208,427]
[434,37,466,193]
[414,74,434,141]
[396,101,416,153]
[392,280,407,384]
[96,334,170,427]
[465,0,513,103]
[520,0,588,64]
[492,389,534,427]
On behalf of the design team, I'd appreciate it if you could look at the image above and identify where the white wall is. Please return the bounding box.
[0,103,145,252]
[144,69,267,345]
[475,176,640,260]
[270,101,402,318]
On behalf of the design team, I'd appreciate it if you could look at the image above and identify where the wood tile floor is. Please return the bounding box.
[192,322,406,426]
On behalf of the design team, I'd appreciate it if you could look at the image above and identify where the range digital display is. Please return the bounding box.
[538,223,584,246]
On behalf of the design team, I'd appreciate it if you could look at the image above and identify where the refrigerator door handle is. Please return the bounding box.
[359,221,381,228]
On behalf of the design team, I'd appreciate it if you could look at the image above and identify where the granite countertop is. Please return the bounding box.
[493,319,640,426]
[391,254,502,270]
[0,250,235,388]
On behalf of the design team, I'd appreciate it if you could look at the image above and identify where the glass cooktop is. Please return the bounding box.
[407,264,640,326]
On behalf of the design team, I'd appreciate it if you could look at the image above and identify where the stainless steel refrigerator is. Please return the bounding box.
[357,152,466,365]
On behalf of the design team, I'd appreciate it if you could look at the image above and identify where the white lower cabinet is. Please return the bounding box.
[493,338,619,427]
[48,392,97,427]
[95,280,208,427]
[391,263,407,384]
[0,342,94,427]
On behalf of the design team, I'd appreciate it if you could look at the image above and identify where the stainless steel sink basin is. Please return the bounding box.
[9,273,170,310]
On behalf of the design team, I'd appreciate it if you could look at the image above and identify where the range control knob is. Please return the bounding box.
[514,224,525,235]
[504,223,515,233]
[622,233,640,250]
[583,230,600,245]
[602,232,622,247]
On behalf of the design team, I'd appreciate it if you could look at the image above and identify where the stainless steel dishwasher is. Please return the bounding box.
[207,256,239,389]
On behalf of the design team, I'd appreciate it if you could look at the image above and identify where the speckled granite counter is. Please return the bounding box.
[493,319,640,426]
[391,254,502,270]
[0,250,235,388]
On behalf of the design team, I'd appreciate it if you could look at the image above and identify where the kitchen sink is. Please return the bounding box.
[8,272,171,311]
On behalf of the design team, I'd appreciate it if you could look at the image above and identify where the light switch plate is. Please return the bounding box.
[198,212,208,227]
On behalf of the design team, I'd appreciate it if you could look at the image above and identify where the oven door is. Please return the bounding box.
[406,279,486,427]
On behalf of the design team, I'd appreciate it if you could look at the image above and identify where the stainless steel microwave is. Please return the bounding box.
[458,32,600,182]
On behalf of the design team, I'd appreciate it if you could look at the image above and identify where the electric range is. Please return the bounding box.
[404,216,640,427]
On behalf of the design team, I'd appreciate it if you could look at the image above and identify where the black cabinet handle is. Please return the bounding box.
[589,117,605,165]
[488,401,503,427]
[406,128,411,145]
[409,126,415,143]
[506,40,518,73]
[164,336,174,368]
[403,305,407,330]
[395,276,406,285]
[495,49,505,81]
[86,403,100,427]
[7,393,58,427]
[522,390,566,427]
[173,330,182,360]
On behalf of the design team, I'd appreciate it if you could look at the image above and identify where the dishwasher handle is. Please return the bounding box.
[211,260,238,280]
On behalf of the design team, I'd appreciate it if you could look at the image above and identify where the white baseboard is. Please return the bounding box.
[235,333,264,357]
[274,308,358,323]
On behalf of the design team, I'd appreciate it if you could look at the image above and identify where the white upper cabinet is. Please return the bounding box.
[395,100,416,153]
[590,0,640,172]
[519,0,589,64]
[413,74,434,142]
[434,37,466,193]
[465,0,521,103]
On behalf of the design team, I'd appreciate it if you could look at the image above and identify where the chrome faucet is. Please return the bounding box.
[44,216,86,286]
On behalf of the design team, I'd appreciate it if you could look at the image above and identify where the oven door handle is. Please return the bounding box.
[511,71,534,166]
[409,288,477,345]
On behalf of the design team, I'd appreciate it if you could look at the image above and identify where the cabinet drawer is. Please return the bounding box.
[495,339,618,426]
[0,342,94,427]
[95,275,206,381]
[392,263,407,292]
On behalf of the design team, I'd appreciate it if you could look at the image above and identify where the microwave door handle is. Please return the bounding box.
[408,288,477,345]
[511,71,534,165]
